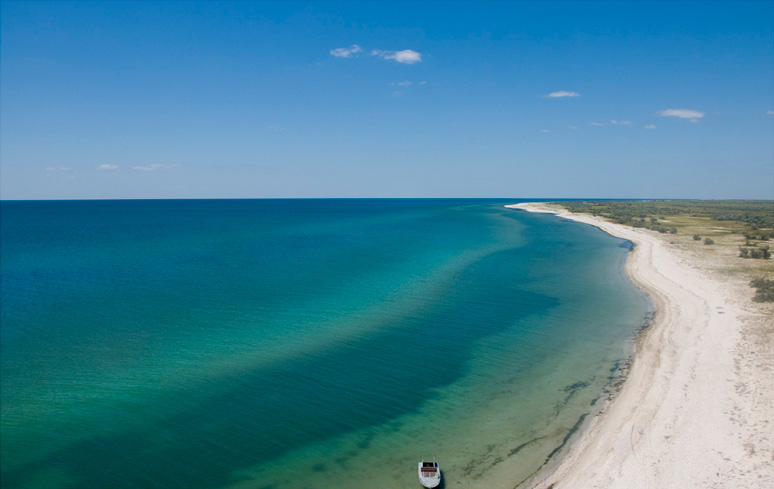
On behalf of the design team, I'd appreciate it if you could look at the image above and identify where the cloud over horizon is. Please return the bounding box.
[132,164,181,171]
[658,108,705,119]
[546,91,580,98]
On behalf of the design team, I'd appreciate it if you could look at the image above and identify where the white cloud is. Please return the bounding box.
[610,120,632,125]
[372,49,422,64]
[767,110,774,115]
[658,108,705,119]
[589,122,605,126]
[546,91,580,98]
[567,125,579,130]
[132,164,180,171]
[333,46,422,64]
[645,125,657,129]
[330,45,362,58]
[98,164,119,170]
[540,129,553,133]
[392,50,422,64]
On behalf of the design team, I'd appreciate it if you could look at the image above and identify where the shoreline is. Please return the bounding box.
[506,202,773,489]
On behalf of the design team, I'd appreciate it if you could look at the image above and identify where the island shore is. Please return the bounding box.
[507,202,773,489]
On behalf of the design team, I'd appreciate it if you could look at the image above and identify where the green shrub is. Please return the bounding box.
[750,278,774,302]
[741,246,772,259]
[750,246,771,259]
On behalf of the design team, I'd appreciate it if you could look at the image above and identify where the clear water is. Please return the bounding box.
[0,199,650,489]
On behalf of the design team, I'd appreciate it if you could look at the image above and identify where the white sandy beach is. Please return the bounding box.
[507,203,774,489]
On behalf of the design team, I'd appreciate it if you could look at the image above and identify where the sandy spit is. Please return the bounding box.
[506,203,773,489]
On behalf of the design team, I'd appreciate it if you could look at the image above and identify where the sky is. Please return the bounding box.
[1,1,773,200]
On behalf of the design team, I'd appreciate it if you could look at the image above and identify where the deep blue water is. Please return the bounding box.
[0,199,650,489]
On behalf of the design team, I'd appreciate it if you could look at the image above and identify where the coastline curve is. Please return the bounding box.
[506,202,774,489]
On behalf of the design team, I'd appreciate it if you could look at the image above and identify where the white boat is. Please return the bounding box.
[418,459,441,488]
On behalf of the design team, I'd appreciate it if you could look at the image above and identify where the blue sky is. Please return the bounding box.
[1,1,773,200]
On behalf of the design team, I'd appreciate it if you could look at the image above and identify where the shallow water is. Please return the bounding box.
[0,199,650,489]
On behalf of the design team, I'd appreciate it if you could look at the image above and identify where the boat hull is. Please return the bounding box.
[418,461,441,488]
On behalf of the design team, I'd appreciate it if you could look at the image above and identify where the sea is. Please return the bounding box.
[0,199,651,489]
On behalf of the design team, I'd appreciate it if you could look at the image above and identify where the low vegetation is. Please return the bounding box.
[557,200,774,302]
[740,245,771,259]
[560,200,774,231]
[750,278,774,303]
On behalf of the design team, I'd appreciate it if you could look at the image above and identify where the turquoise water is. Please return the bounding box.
[0,199,650,489]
